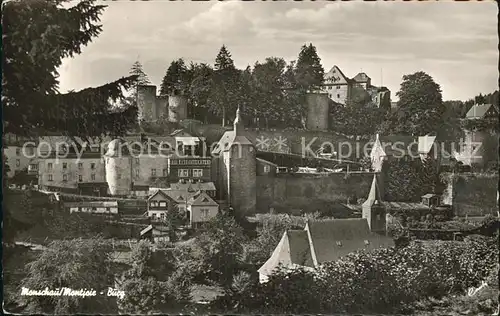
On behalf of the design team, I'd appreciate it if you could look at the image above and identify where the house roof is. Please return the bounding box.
[258,230,314,276]
[465,104,497,119]
[160,189,199,204]
[324,65,350,84]
[148,189,176,202]
[418,135,437,154]
[170,181,216,192]
[422,193,439,198]
[64,201,118,208]
[352,72,370,83]
[362,174,383,207]
[140,225,153,235]
[212,128,253,155]
[187,191,218,206]
[305,218,394,264]
[372,134,418,157]
[256,158,278,167]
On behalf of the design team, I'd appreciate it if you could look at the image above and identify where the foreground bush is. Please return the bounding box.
[212,236,498,314]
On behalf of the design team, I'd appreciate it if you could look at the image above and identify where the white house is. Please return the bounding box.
[64,201,118,214]
[187,191,219,228]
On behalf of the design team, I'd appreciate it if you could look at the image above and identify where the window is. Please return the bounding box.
[336,86,340,89]
[376,214,381,221]
[78,163,83,169]
[90,163,95,170]
[159,201,167,207]
[160,213,166,221]
[328,86,332,90]
[201,208,209,218]
[117,173,121,180]
[193,169,203,177]
[263,165,270,173]
[92,207,97,211]
[106,207,110,212]
[336,241,342,247]
[163,169,168,176]
[78,175,82,182]
[48,163,53,171]
[16,159,20,167]
[151,169,156,176]
[91,174,96,181]
[135,158,140,164]
[135,169,139,178]
[150,201,159,207]
[48,174,53,181]
[178,169,189,177]
[337,94,340,98]
[16,148,21,156]
[63,163,67,170]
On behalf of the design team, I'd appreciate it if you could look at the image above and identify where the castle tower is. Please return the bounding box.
[104,139,132,196]
[137,85,157,122]
[305,93,329,131]
[168,94,188,123]
[228,106,256,214]
[362,174,386,234]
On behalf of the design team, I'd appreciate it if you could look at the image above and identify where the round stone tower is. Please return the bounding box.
[168,94,188,123]
[104,139,132,196]
[306,92,329,131]
[137,85,157,122]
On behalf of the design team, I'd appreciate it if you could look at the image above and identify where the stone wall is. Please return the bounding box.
[306,93,329,131]
[256,172,374,212]
[442,172,498,216]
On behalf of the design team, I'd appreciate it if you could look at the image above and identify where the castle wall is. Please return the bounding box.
[168,95,188,123]
[105,156,132,196]
[256,172,374,212]
[156,96,169,120]
[137,85,157,122]
[306,93,330,131]
[442,173,498,217]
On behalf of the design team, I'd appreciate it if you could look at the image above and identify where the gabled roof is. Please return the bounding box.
[258,230,314,276]
[148,189,176,202]
[418,135,437,154]
[352,72,370,83]
[170,181,216,192]
[466,104,497,119]
[324,65,350,84]
[161,189,199,204]
[188,191,218,206]
[363,174,383,207]
[372,134,418,157]
[305,218,394,264]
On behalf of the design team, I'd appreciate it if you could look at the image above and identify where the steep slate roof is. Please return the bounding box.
[212,108,253,155]
[170,182,216,192]
[187,191,218,206]
[305,218,394,265]
[466,104,497,119]
[372,134,418,157]
[362,174,383,207]
[418,135,437,154]
[258,230,314,276]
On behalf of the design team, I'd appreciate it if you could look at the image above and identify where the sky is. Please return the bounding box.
[58,0,498,101]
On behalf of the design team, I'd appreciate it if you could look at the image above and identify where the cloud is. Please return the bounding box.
[57,1,498,101]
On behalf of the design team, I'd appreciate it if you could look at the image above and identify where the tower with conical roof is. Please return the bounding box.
[212,105,256,214]
[362,173,386,234]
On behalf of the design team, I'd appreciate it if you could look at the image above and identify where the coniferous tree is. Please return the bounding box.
[160,58,190,96]
[294,43,325,92]
[2,0,136,137]
[208,45,239,126]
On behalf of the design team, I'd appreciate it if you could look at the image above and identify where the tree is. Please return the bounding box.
[383,72,444,136]
[191,212,247,289]
[208,45,240,126]
[160,58,190,96]
[117,240,192,314]
[130,60,151,86]
[189,63,214,122]
[2,0,137,137]
[294,43,324,91]
[164,202,186,242]
[18,238,116,314]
